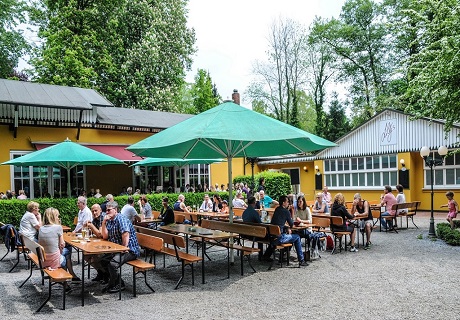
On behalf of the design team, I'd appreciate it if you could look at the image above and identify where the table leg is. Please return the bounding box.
[201,239,205,284]
[81,252,85,306]
[118,262,122,301]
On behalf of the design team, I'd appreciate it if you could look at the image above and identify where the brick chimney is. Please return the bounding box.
[231,89,240,105]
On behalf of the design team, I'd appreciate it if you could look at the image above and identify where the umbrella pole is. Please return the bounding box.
[228,157,234,263]
[67,168,71,198]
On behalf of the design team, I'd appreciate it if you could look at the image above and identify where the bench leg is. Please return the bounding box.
[143,271,155,293]
[409,216,418,229]
[132,267,137,297]
[9,249,22,273]
[0,249,9,261]
[175,261,185,290]
[36,278,52,313]
[247,254,256,273]
[19,259,34,288]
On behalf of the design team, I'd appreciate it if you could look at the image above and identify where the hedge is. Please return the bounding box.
[233,170,291,201]
[436,221,460,246]
[0,192,230,229]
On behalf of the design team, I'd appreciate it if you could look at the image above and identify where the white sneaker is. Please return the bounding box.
[349,247,358,252]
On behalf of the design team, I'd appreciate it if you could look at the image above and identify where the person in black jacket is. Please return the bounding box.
[331,193,358,252]
[159,197,175,226]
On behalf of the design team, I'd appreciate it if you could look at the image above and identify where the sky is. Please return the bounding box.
[185,0,346,105]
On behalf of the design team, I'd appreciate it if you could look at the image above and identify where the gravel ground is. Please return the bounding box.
[1,211,458,320]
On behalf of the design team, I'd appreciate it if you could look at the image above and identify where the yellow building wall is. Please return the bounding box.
[0,124,152,194]
[209,158,251,188]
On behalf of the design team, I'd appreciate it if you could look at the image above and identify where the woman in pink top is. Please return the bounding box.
[380,185,397,230]
[441,191,459,229]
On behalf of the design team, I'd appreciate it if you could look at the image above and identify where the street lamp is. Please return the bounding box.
[420,145,448,237]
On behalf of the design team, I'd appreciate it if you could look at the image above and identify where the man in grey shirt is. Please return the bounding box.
[121,196,141,223]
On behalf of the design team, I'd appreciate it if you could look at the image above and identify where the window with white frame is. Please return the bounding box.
[324,154,398,189]
[188,164,210,190]
[424,151,460,187]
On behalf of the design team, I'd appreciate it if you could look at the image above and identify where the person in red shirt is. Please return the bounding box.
[380,185,397,230]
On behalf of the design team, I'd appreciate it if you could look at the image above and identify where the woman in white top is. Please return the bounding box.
[295,195,313,233]
[38,208,79,280]
[395,184,407,214]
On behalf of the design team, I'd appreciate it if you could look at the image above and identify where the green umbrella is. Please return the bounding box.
[128,101,336,218]
[2,138,125,197]
[131,158,224,167]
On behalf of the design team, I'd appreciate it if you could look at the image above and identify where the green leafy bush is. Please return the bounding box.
[233,170,291,201]
[436,222,460,246]
[0,192,230,229]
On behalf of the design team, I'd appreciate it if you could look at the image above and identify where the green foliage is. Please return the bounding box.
[323,92,352,141]
[0,192,231,229]
[0,0,30,78]
[436,222,460,246]
[186,69,221,114]
[401,0,460,133]
[28,0,196,112]
[233,171,291,201]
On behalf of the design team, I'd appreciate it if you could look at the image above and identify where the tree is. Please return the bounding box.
[187,69,221,114]
[0,0,29,78]
[307,28,335,135]
[247,18,308,128]
[392,0,460,132]
[323,92,351,142]
[28,0,196,112]
[310,0,395,125]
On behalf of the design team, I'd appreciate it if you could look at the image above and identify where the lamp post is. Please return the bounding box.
[420,145,448,237]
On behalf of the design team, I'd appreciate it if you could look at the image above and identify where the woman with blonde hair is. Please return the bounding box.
[38,208,79,281]
[331,193,358,252]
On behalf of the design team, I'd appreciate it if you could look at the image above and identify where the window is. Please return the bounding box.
[9,152,84,198]
[423,151,460,188]
[324,154,398,189]
[188,164,210,190]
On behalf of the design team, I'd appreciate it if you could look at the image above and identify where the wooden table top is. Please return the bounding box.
[160,224,236,240]
[63,233,128,254]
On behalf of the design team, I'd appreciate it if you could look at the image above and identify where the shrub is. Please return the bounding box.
[436,222,460,246]
[0,192,231,229]
[234,170,291,201]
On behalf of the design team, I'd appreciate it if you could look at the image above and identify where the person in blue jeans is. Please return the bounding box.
[269,195,308,267]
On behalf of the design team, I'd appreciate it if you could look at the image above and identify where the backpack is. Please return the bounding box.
[326,235,334,250]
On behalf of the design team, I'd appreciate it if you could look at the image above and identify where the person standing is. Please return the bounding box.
[270,195,308,266]
[257,177,265,192]
[441,191,459,229]
[19,201,42,241]
[380,185,397,230]
[101,201,140,293]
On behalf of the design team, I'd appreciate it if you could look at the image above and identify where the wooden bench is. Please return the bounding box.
[19,235,73,312]
[173,210,196,225]
[135,226,202,289]
[126,233,160,297]
[393,201,420,229]
[200,219,266,275]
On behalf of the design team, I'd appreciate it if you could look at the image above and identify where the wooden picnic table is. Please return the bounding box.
[159,224,236,284]
[63,233,128,305]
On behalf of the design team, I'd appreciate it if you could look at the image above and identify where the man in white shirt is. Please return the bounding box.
[121,196,141,223]
[72,196,92,234]
[232,191,247,209]
[199,194,213,211]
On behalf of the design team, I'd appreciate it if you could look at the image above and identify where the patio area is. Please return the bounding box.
[0,211,458,319]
